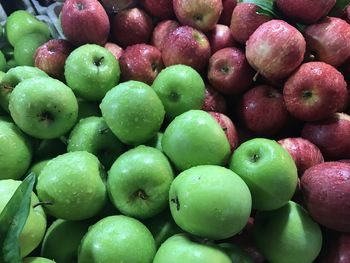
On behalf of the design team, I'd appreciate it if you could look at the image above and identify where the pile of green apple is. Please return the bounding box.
[1,0,350,262]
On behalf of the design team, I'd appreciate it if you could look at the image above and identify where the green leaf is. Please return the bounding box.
[329,0,350,17]
[0,173,36,263]
[239,0,280,18]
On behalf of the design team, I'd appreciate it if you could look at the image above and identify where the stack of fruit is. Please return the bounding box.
[0,0,350,262]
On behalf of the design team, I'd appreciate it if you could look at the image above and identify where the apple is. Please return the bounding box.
[209,111,239,151]
[145,132,164,152]
[99,0,136,14]
[207,24,236,53]
[202,85,227,113]
[26,159,50,183]
[275,0,336,24]
[0,179,47,257]
[67,116,125,169]
[218,243,254,263]
[230,3,272,45]
[283,62,347,122]
[219,0,237,26]
[107,145,174,219]
[34,39,74,80]
[61,0,110,46]
[119,44,164,85]
[207,47,255,95]
[78,215,156,263]
[173,0,223,32]
[5,10,50,46]
[301,161,350,232]
[236,85,288,135]
[9,77,78,139]
[245,20,306,80]
[162,110,231,171]
[151,20,180,51]
[41,219,92,263]
[111,7,153,48]
[23,258,55,263]
[64,44,120,101]
[100,81,165,145]
[36,151,108,220]
[229,138,298,210]
[141,0,175,19]
[162,26,211,72]
[277,137,324,175]
[169,165,251,239]
[0,119,32,180]
[153,233,232,263]
[0,51,6,72]
[253,201,322,263]
[317,231,350,263]
[304,17,350,67]
[152,64,205,120]
[104,42,123,60]
[301,113,350,160]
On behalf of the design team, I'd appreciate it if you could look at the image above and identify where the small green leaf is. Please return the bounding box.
[239,0,280,18]
[0,173,36,263]
[329,0,350,17]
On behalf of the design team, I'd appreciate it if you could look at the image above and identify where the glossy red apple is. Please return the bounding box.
[301,161,350,233]
[202,85,227,114]
[219,0,237,26]
[283,62,347,122]
[207,24,236,53]
[275,0,336,24]
[230,3,272,45]
[104,42,123,60]
[301,113,350,160]
[236,85,288,136]
[111,7,153,48]
[61,0,110,46]
[318,231,350,263]
[207,47,255,95]
[277,137,324,175]
[246,20,306,81]
[173,0,223,32]
[119,44,164,85]
[151,20,179,51]
[34,39,73,80]
[141,0,174,19]
[162,26,211,72]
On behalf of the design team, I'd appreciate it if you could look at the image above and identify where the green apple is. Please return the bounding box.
[108,145,174,219]
[6,58,18,71]
[5,10,50,46]
[229,138,298,211]
[9,77,78,139]
[153,233,231,263]
[68,116,125,169]
[14,33,50,66]
[0,50,6,72]
[0,179,47,257]
[100,80,165,145]
[41,219,92,263]
[218,243,254,263]
[26,159,50,183]
[0,66,48,112]
[253,201,322,263]
[23,257,55,263]
[152,64,205,119]
[162,110,230,171]
[36,151,108,220]
[33,138,67,161]
[78,215,156,263]
[64,44,120,101]
[77,99,101,120]
[0,119,32,180]
[145,132,164,152]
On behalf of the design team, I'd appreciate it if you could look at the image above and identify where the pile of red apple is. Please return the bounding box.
[1,0,350,262]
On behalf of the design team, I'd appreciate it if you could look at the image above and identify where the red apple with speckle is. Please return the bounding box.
[207,24,236,53]
[318,231,350,263]
[141,0,174,19]
[202,85,227,114]
[104,42,123,60]
[151,20,179,51]
[219,0,237,26]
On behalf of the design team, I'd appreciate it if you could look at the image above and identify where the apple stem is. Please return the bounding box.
[33,200,53,208]
[171,197,180,211]
[251,154,260,163]
[136,189,147,200]
[253,70,260,82]
[99,127,109,134]
[1,84,14,91]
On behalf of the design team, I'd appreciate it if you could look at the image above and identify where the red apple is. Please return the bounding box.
[277,137,324,175]
[119,44,164,85]
[230,3,272,45]
[317,231,350,263]
[301,161,350,233]
[141,0,174,19]
[209,111,239,151]
[207,24,236,53]
[236,85,288,136]
[111,7,153,48]
[61,0,110,46]
[207,47,255,95]
[202,85,227,114]
[304,17,350,67]
[173,0,223,32]
[283,62,347,122]
[246,20,306,81]
[104,42,124,60]
[99,0,136,14]
[301,113,350,160]
[219,0,237,26]
[34,39,73,80]
[151,20,179,51]
[275,0,336,24]
[162,26,211,72]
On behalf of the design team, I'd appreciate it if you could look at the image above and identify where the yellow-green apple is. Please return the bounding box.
[219,0,237,26]
[23,257,55,263]
[202,85,227,113]
[151,20,179,51]
[207,24,236,53]
[0,51,6,72]
[61,0,110,46]
[283,62,347,122]
[141,0,175,19]
[104,42,123,60]
[246,20,306,80]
